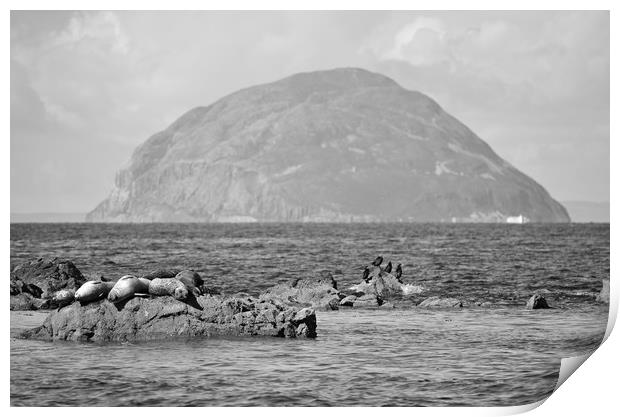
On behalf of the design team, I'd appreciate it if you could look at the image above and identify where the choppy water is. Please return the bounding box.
[10,223,609,406]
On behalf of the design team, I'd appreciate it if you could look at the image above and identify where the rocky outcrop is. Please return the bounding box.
[19,294,317,342]
[596,279,610,304]
[10,258,87,309]
[353,267,403,299]
[87,67,570,223]
[526,294,550,309]
[262,271,343,310]
[419,296,463,308]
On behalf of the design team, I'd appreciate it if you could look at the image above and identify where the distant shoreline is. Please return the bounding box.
[10,220,610,225]
[11,200,610,224]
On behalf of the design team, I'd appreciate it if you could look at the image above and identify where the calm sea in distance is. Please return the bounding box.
[10,223,609,406]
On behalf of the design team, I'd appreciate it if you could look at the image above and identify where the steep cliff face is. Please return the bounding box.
[87,68,570,223]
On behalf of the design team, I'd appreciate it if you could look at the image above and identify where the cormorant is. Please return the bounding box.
[384,261,392,273]
[395,263,403,282]
[362,267,370,283]
[372,256,383,267]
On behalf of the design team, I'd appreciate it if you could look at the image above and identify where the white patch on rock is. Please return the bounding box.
[349,147,366,155]
[401,284,425,295]
[480,173,496,181]
[278,164,303,177]
[434,161,458,176]
[448,143,504,174]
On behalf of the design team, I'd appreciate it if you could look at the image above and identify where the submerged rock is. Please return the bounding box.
[262,271,343,310]
[596,279,610,304]
[353,294,383,308]
[418,296,463,308]
[526,294,550,310]
[19,294,317,342]
[339,295,358,307]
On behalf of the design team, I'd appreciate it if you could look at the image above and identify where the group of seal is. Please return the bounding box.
[362,256,403,283]
[54,269,205,309]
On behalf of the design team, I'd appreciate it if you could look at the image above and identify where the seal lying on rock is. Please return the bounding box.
[141,269,181,280]
[75,281,115,304]
[52,289,75,309]
[148,278,189,300]
[175,270,203,296]
[108,275,149,304]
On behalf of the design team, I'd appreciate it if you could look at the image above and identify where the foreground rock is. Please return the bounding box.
[526,294,550,309]
[10,258,87,309]
[19,294,317,342]
[418,296,463,308]
[596,279,610,304]
[262,271,343,310]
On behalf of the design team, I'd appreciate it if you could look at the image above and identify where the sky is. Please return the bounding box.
[10,11,610,213]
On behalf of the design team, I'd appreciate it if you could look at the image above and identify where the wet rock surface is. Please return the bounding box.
[419,296,463,308]
[262,270,343,310]
[354,270,403,299]
[353,294,383,308]
[19,294,317,342]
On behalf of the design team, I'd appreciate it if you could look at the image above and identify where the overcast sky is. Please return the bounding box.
[10,10,609,213]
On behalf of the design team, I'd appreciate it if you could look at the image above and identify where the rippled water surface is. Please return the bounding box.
[10,223,609,406]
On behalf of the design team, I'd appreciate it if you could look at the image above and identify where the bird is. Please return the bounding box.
[395,264,403,282]
[372,256,383,267]
[362,267,370,283]
[384,261,392,273]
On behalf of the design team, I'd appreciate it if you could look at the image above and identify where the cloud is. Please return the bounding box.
[360,11,608,201]
[52,11,129,54]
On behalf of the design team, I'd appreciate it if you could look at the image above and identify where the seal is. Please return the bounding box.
[148,278,189,300]
[384,261,392,273]
[142,269,181,280]
[372,256,383,267]
[53,289,75,309]
[108,275,145,304]
[175,270,204,296]
[75,281,115,304]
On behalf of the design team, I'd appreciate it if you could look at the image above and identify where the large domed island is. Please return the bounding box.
[86,68,569,223]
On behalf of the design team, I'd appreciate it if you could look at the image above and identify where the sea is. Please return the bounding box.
[10,223,610,406]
